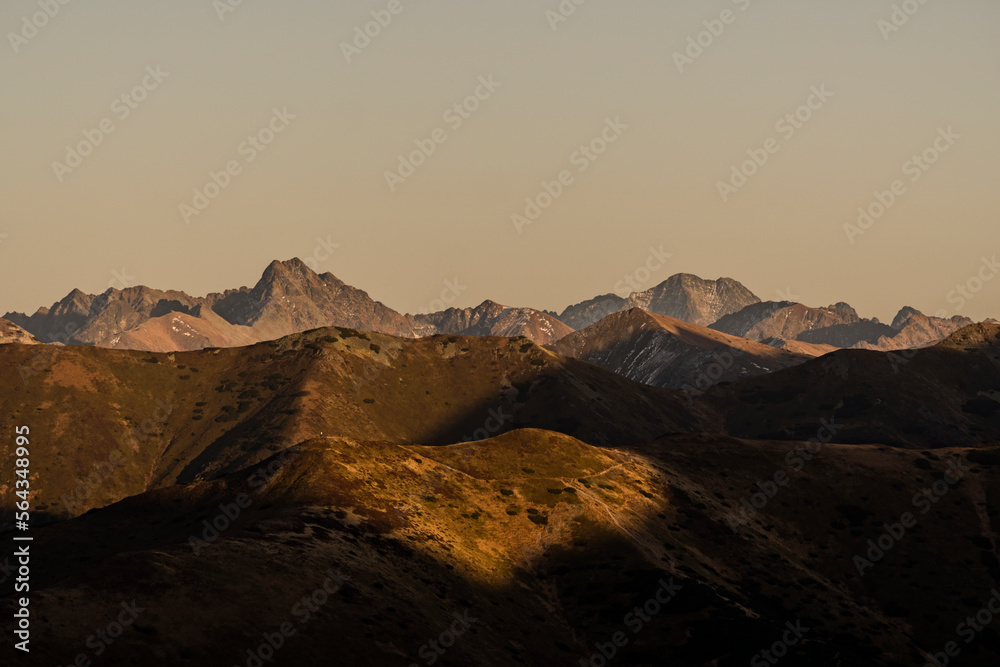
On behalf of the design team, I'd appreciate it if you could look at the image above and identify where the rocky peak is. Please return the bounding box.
[891,306,924,330]
[624,274,761,326]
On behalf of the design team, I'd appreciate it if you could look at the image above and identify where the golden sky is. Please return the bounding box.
[2,0,998,322]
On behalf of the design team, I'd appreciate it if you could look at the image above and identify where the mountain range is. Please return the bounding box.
[554,273,762,329]
[3,259,976,361]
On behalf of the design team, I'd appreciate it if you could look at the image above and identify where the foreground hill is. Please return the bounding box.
[5,320,1000,529]
[4,430,998,665]
[0,329,701,525]
[549,309,811,390]
[0,317,39,344]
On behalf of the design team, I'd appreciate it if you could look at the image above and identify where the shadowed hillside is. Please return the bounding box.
[0,329,702,525]
[4,431,999,665]
[701,323,1000,448]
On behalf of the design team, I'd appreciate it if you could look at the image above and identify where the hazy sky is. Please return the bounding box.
[2,0,998,322]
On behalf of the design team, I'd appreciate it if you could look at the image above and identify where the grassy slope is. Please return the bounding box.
[0,328,701,525]
[4,431,1000,664]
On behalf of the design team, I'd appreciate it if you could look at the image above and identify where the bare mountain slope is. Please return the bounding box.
[714,301,971,351]
[624,274,761,326]
[550,308,811,391]
[408,300,573,344]
[711,301,861,341]
[99,306,260,352]
[556,293,628,330]
[556,274,760,330]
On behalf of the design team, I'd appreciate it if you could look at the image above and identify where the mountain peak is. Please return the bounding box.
[262,257,313,280]
[829,301,857,312]
[655,273,706,289]
[891,306,924,330]
[556,293,628,330]
[624,274,761,326]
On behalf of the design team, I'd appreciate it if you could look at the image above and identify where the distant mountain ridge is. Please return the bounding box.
[1,260,986,360]
[623,273,762,326]
[4,262,766,351]
[408,300,572,345]
[211,258,416,340]
[711,300,972,351]
[557,274,761,330]
[4,259,417,350]
[556,293,628,330]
